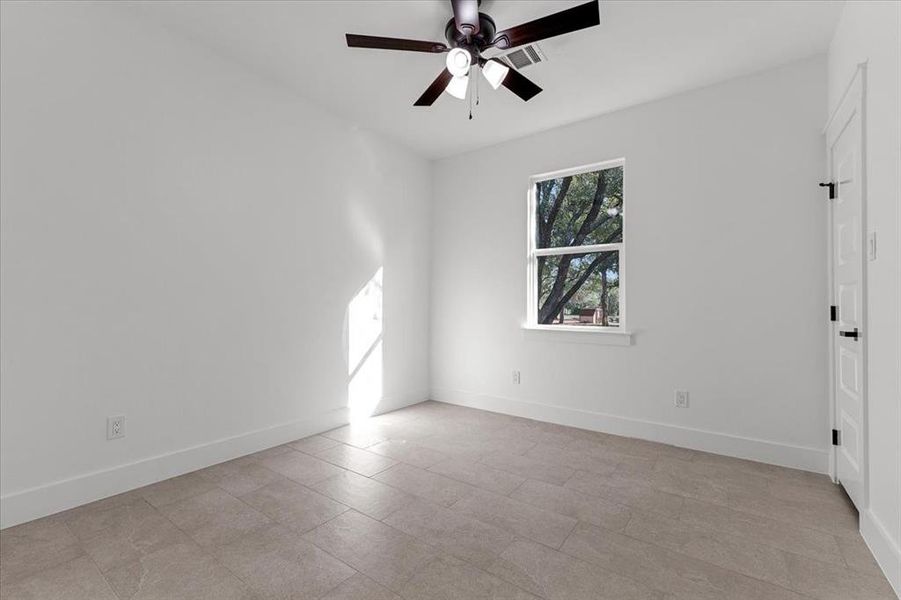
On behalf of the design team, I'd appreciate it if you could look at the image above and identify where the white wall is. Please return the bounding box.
[0,2,430,527]
[828,2,901,595]
[431,57,829,472]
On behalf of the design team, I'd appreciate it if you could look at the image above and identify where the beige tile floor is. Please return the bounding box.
[1,400,896,600]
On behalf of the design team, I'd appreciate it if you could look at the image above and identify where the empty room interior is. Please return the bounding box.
[1,1,900,599]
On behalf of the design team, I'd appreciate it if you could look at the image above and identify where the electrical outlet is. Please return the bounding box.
[674,391,690,408]
[107,415,126,440]
[512,370,521,385]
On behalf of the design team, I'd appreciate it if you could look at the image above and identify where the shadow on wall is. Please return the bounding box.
[346,267,383,422]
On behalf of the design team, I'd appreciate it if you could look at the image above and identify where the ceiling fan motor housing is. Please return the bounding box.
[444,13,496,55]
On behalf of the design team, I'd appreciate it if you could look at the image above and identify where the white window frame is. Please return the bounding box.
[525,158,629,337]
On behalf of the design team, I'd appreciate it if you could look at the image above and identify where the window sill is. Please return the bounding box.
[521,325,633,346]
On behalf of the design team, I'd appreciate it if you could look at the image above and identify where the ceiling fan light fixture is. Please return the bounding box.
[445,74,469,99]
[346,0,600,107]
[481,59,510,90]
[445,48,472,77]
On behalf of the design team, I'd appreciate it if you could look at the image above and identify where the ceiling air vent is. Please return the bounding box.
[497,43,546,70]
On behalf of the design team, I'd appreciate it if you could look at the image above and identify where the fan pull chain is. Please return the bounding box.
[476,64,480,106]
[467,65,480,120]
[468,66,473,120]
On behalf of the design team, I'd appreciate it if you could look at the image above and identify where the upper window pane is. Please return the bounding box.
[535,165,623,249]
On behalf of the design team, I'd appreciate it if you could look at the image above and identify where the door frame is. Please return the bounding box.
[824,62,868,499]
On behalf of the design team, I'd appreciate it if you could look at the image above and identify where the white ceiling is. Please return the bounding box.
[131,1,844,158]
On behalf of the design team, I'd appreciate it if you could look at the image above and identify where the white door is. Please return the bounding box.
[827,69,866,511]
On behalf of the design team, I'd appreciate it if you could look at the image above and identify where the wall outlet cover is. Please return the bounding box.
[512,370,521,385]
[107,415,126,440]
[674,391,690,408]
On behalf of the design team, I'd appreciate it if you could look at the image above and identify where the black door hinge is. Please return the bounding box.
[819,181,836,199]
[830,305,838,322]
[832,429,841,446]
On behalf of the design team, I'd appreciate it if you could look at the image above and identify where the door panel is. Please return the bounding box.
[838,347,860,397]
[839,409,860,472]
[837,284,859,327]
[837,219,858,265]
[838,348,860,398]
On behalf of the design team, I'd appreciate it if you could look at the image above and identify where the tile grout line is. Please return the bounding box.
[557,509,848,600]
[504,477,529,497]
[554,517,580,551]
[312,442,400,477]
[144,487,265,598]
[299,507,427,597]
[310,410,557,597]
[361,477,564,597]
[250,500,362,599]
[565,461,859,543]
[371,510,548,600]
[144,469,354,598]
[311,568,366,600]
[59,519,123,600]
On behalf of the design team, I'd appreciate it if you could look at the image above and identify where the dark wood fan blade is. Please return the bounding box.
[414,69,454,106]
[451,0,480,35]
[346,34,448,53]
[492,0,600,50]
[502,67,542,101]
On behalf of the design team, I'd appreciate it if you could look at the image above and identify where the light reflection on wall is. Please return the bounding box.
[347,268,383,422]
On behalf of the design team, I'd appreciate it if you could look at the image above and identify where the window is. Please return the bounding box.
[527,160,624,330]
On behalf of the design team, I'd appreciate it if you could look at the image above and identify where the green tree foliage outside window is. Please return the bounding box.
[535,165,623,326]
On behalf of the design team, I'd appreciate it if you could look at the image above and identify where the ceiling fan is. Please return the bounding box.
[345,0,600,106]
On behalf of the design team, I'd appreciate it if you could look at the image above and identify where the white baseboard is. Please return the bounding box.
[431,388,830,473]
[0,393,426,529]
[861,509,901,598]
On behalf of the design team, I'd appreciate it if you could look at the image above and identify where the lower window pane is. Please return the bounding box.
[537,251,620,326]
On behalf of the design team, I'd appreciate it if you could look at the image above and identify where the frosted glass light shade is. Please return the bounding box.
[445,74,469,99]
[482,59,510,90]
[446,48,472,77]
